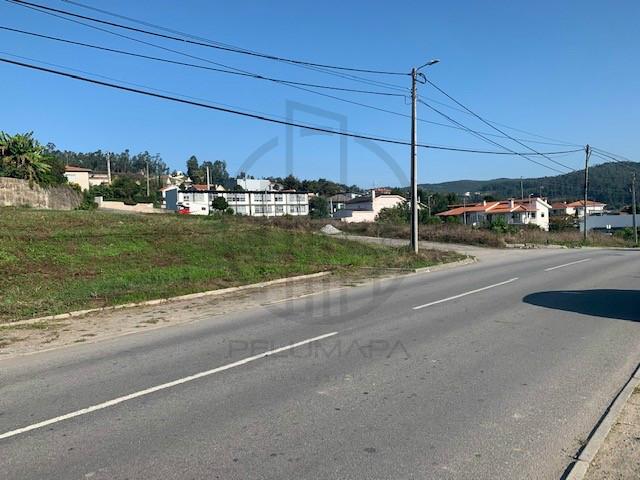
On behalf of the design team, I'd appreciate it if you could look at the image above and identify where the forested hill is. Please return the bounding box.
[419,161,640,208]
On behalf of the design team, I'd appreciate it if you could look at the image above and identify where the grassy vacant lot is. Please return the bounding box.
[0,208,460,322]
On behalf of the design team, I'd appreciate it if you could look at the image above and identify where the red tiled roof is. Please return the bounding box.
[64,165,92,172]
[437,200,540,216]
[566,200,606,207]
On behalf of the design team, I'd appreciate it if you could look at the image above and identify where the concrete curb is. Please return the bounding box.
[413,256,477,273]
[564,363,640,480]
[2,271,332,328]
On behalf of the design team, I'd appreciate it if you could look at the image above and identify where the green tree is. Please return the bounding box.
[210,160,230,186]
[186,155,203,184]
[211,196,228,211]
[0,131,58,187]
[310,196,329,218]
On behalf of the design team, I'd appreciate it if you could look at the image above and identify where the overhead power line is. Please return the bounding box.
[56,0,411,92]
[8,0,408,76]
[591,147,636,164]
[0,25,405,97]
[425,79,577,172]
[0,56,584,157]
[1,24,586,149]
[418,99,569,174]
[8,0,409,94]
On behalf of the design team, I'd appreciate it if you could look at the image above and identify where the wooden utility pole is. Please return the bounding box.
[583,145,591,242]
[410,67,419,253]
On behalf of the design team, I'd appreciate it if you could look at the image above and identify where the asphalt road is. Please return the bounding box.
[1,247,639,479]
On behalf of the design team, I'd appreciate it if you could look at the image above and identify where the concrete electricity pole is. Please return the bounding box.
[146,160,150,197]
[410,59,439,254]
[632,172,638,246]
[106,154,112,184]
[583,144,591,243]
[206,165,211,190]
[410,67,419,253]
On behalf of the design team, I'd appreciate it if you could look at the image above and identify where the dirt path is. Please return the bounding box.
[584,386,640,479]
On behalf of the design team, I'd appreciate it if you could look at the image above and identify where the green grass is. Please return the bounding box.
[0,208,460,322]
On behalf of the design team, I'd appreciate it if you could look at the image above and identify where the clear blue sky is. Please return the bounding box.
[2,0,638,187]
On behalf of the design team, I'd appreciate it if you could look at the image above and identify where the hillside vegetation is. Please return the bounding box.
[0,209,459,322]
[419,161,640,208]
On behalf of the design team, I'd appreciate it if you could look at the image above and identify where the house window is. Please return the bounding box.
[229,194,246,202]
[274,194,284,202]
[275,205,284,213]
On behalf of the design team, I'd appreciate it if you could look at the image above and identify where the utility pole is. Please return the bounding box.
[410,67,419,254]
[520,177,524,200]
[632,172,638,246]
[145,160,150,197]
[409,59,439,254]
[583,144,591,243]
[206,165,211,190]
[106,153,112,184]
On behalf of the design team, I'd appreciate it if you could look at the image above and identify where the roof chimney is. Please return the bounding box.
[482,199,487,206]
[509,199,514,208]
[371,189,376,201]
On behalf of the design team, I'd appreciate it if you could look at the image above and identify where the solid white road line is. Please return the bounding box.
[412,277,519,310]
[0,331,339,441]
[544,258,591,272]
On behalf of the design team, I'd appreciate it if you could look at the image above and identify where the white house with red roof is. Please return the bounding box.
[437,197,552,230]
[550,200,606,218]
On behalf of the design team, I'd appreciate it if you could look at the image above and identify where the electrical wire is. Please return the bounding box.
[8,0,408,76]
[0,25,405,97]
[55,0,411,92]
[425,79,579,171]
[1,24,587,149]
[0,55,584,157]
[418,99,568,174]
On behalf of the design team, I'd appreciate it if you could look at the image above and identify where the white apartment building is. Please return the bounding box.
[176,189,309,216]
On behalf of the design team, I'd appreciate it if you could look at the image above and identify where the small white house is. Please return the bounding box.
[64,165,92,191]
[333,190,407,223]
[551,200,606,218]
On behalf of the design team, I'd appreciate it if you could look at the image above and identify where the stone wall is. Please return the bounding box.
[0,177,82,210]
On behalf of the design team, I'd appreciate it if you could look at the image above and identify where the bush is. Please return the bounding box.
[211,196,229,211]
[77,190,97,210]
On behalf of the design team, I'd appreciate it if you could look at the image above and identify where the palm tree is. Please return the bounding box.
[0,132,51,187]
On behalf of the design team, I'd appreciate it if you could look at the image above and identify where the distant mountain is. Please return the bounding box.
[418,161,640,208]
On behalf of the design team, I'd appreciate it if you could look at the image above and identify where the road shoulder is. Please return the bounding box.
[582,385,640,479]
